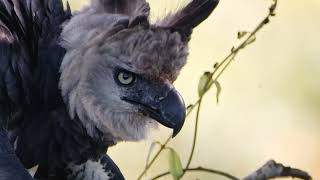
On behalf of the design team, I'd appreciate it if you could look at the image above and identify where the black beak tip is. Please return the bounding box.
[171,110,186,138]
[123,86,186,138]
[172,127,181,138]
[160,89,186,138]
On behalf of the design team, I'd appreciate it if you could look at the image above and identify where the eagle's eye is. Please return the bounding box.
[116,69,136,86]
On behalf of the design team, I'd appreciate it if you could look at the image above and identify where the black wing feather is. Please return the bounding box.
[0,0,71,112]
[0,131,33,180]
[0,0,71,178]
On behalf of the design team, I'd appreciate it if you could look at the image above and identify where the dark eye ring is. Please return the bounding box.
[116,69,136,86]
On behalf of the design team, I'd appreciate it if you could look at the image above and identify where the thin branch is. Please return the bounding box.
[137,102,200,180]
[150,167,240,180]
[137,137,171,180]
[244,160,312,180]
[140,2,311,180]
[137,0,279,179]
[184,98,202,169]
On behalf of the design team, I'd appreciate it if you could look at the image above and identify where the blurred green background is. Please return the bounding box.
[65,0,320,179]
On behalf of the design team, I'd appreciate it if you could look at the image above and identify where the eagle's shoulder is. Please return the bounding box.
[0,0,72,110]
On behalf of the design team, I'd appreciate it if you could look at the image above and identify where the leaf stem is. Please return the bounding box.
[184,98,202,170]
[137,0,278,179]
[150,167,240,180]
[137,137,171,180]
[137,102,200,180]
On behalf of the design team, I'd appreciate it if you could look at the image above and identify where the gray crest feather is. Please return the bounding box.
[92,0,150,24]
[59,0,218,143]
[157,0,219,40]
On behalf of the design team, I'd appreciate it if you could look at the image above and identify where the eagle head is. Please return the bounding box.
[59,0,219,142]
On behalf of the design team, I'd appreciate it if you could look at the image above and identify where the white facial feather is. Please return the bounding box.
[59,44,158,141]
[67,160,113,180]
[59,0,188,142]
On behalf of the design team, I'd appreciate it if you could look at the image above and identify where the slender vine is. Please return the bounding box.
[151,167,240,180]
[137,0,279,179]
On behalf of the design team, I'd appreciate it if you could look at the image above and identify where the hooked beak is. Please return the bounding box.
[122,88,186,137]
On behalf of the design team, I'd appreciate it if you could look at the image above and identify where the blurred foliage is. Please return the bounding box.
[140,1,281,179]
[66,0,320,179]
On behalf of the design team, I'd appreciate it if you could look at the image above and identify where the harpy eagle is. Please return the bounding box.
[0,0,219,179]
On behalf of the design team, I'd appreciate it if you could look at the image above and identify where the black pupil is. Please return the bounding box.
[122,72,130,80]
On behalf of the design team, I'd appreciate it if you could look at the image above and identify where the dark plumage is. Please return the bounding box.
[0,0,114,179]
[0,0,219,179]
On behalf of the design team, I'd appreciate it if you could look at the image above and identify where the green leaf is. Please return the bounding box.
[246,35,256,46]
[213,81,222,104]
[237,31,248,39]
[168,148,183,180]
[146,142,160,169]
[186,104,194,113]
[269,2,277,15]
[263,17,270,24]
[198,72,213,97]
[213,62,219,69]
[231,46,235,52]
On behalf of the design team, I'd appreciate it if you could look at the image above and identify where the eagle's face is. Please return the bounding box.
[59,0,218,142]
[60,26,187,142]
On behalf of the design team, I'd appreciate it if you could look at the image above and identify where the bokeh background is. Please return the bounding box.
[65,0,320,179]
